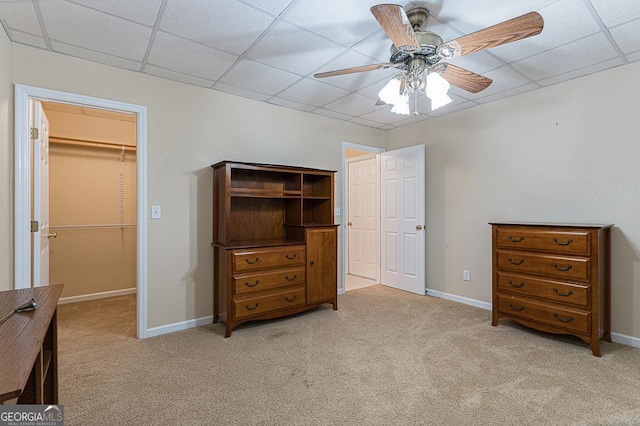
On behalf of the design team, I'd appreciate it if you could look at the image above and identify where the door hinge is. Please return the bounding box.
[30,127,39,140]
[31,220,39,232]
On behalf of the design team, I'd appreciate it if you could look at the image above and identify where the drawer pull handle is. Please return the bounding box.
[244,280,259,288]
[552,288,574,297]
[285,295,297,303]
[507,257,524,265]
[508,303,525,312]
[245,303,259,311]
[245,257,260,264]
[553,313,574,323]
[553,238,573,246]
[285,253,297,260]
[508,235,525,243]
[285,275,297,281]
[508,280,525,288]
[552,263,573,272]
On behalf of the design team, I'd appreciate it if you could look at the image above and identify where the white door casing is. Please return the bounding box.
[32,101,50,287]
[380,145,425,295]
[347,157,377,280]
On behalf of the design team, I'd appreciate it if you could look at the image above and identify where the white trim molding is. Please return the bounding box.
[58,287,136,305]
[13,84,148,338]
[146,315,215,338]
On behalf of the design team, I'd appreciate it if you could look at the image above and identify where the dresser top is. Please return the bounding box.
[489,222,614,229]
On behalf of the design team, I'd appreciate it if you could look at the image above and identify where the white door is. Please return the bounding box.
[380,145,425,295]
[347,157,378,280]
[32,101,51,287]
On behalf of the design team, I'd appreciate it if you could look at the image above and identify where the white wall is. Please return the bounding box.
[390,61,640,339]
[0,30,12,291]
[9,44,387,328]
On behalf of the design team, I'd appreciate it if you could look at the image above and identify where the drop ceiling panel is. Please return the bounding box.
[276,78,350,106]
[589,0,640,27]
[472,66,532,99]
[538,58,624,86]
[246,20,345,76]
[324,93,381,116]
[50,40,142,71]
[314,50,398,92]
[220,58,301,95]
[11,30,46,49]
[267,97,316,112]
[238,0,295,16]
[609,18,640,54]
[145,64,214,88]
[146,31,238,81]
[69,0,163,26]
[0,1,41,36]
[38,1,152,60]
[161,0,275,55]
[312,108,354,121]
[214,82,271,102]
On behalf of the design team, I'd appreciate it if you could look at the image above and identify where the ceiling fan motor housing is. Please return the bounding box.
[390,31,444,69]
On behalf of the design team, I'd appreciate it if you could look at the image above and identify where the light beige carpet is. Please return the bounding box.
[57,285,640,425]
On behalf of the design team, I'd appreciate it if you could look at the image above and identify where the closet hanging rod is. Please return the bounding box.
[49,137,136,152]
[50,223,136,230]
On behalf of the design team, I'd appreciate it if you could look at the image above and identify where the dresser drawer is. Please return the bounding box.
[234,266,305,295]
[497,272,589,308]
[234,286,306,319]
[498,295,590,335]
[496,227,590,255]
[233,246,305,272]
[497,250,590,282]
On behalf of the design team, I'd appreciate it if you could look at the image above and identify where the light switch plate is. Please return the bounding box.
[151,205,161,219]
[334,207,341,216]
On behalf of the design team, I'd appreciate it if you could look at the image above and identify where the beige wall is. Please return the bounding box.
[49,137,137,298]
[0,30,12,291]
[9,44,387,328]
[390,61,640,339]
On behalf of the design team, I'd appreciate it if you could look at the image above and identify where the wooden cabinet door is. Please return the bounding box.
[306,227,337,304]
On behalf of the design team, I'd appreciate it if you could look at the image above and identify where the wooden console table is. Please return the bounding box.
[0,284,63,404]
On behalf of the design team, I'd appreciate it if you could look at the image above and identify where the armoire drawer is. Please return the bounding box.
[233,286,306,319]
[497,272,589,308]
[497,250,590,282]
[233,266,305,295]
[498,295,590,335]
[496,227,590,255]
[232,246,305,273]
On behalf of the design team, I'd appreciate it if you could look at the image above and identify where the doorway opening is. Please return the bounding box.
[14,84,149,338]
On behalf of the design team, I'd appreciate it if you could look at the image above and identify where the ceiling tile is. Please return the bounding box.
[323,92,381,116]
[359,108,408,125]
[627,51,640,63]
[161,0,275,56]
[538,57,624,86]
[145,64,214,88]
[146,31,238,80]
[246,20,345,76]
[68,0,163,26]
[0,1,41,35]
[511,32,619,80]
[349,117,382,129]
[609,18,640,54]
[474,83,538,104]
[50,40,143,71]
[589,0,640,28]
[236,0,295,16]
[213,82,271,102]
[39,1,152,60]
[267,97,316,112]
[429,100,477,117]
[276,78,349,106]
[351,30,395,62]
[282,0,382,46]
[490,0,602,62]
[220,58,301,95]
[472,66,532,99]
[11,30,46,49]
[312,108,354,121]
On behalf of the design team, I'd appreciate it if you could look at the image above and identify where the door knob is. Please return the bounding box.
[47,232,57,239]
[347,221,353,226]
[416,225,423,231]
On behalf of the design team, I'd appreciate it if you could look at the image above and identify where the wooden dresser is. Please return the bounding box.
[490,222,613,356]
[212,161,338,337]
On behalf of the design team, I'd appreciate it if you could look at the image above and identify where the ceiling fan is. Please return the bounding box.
[314,4,544,114]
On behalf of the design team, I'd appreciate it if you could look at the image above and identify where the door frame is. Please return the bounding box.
[14,84,149,338]
[340,142,384,294]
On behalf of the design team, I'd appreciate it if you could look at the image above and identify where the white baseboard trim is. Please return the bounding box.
[145,315,214,338]
[58,287,136,305]
[425,288,640,350]
[611,332,640,349]
[425,287,492,311]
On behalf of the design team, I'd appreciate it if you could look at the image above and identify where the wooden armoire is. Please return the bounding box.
[211,161,338,337]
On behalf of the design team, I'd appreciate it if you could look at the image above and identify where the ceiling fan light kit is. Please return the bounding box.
[313,3,544,117]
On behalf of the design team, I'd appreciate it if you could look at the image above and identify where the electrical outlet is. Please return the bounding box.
[463,270,470,281]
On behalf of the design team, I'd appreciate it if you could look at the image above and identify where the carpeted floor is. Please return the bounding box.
[57,285,640,425]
